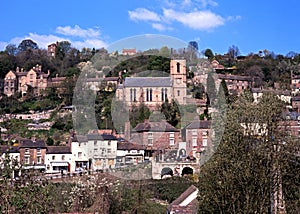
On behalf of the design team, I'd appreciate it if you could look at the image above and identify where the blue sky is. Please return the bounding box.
[0,0,299,56]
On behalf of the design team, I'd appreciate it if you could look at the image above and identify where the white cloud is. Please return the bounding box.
[151,23,173,31]
[1,25,107,51]
[56,25,101,38]
[0,41,8,51]
[163,9,224,30]
[128,8,161,22]
[72,39,107,50]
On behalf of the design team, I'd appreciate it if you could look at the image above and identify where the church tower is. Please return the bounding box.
[170,59,187,105]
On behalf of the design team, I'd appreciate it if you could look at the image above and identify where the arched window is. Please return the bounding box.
[146,89,149,101]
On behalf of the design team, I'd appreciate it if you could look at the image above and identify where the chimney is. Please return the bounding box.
[124,121,131,141]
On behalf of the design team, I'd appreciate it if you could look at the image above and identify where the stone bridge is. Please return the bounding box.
[151,159,200,179]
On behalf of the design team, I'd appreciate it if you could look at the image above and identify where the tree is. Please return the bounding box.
[5,44,17,55]
[160,99,181,128]
[227,45,240,66]
[197,93,299,213]
[55,41,72,60]
[17,39,38,52]
[129,103,151,128]
[204,48,214,60]
[245,65,265,87]
[159,46,171,58]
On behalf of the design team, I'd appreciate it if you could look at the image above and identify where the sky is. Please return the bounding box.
[1,0,300,56]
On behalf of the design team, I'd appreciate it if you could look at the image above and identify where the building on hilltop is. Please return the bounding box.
[47,42,57,57]
[121,48,136,56]
[116,59,187,109]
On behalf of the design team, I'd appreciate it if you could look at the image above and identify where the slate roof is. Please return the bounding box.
[167,185,199,213]
[133,120,179,132]
[124,77,172,87]
[47,146,71,154]
[0,146,19,154]
[19,139,47,148]
[87,134,117,141]
[291,96,300,101]
[117,140,145,150]
[185,120,211,129]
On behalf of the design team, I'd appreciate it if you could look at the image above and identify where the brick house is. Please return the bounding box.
[218,73,252,95]
[3,65,50,97]
[19,139,47,171]
[121,48,136,55]
[47,42,57,57]
[182,120,211,157]
[131,120,180,154]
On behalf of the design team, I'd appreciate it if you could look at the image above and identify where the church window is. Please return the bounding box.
[177,62,180,73]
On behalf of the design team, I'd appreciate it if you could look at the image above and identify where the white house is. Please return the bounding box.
[45,146,72,173]
[116,139,145,167]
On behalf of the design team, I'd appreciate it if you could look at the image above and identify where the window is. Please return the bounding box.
[177,62,180,73]
[130,88,133,101]
[148,132,153,145]
[37,156,42,164]
[192,137,197,147]
[192,130,197,135]
[108,141,111,146]
[170,132,175,146]
[147,89,149,101]
[177,90,180,96]
[30,74,33,79]
[134,88,136,101]
[148,88,152,101]
[52,155,55,160]
[62,155,65,161]
[25,148,30,154]
[107,148,111,153]
[161,88,167,101]
[94,140,97,146]
[24,156,30,164]
[78,152,82,158]
[203,139,208,147]
[37,148,41,154]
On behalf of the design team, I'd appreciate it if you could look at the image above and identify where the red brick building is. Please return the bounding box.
[182,120,211,157]
[19,139,47,170]
[131,120,180,150]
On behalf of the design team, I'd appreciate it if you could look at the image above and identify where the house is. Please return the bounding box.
[122,48,136,55]
[47,42,57,57]
[0,146,20,178]
[70,134,89,171]
[87,133,118,171]
[116,139,145,167]
[3,65,50,97]
[19,139,47,171]
[182,120,211,157]
[291,75,300,96]
[167,185,199,214]
[218,73,252,95]
[131,120,180,154]
[291,96,300,113]
[116,59,187,109]
[45,146,72,173]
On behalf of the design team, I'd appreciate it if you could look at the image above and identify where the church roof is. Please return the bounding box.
[124,77,172,87]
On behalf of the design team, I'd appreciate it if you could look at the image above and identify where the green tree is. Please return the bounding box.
[197,93,299,213]
[17,39,38,52]
[204,48,214,60]
[160,99,181,128]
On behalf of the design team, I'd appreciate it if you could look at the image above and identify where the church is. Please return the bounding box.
[116,59,187,109]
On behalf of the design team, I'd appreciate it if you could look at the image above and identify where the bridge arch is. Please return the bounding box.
[161,167,173,178]
[182,166,193,176]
